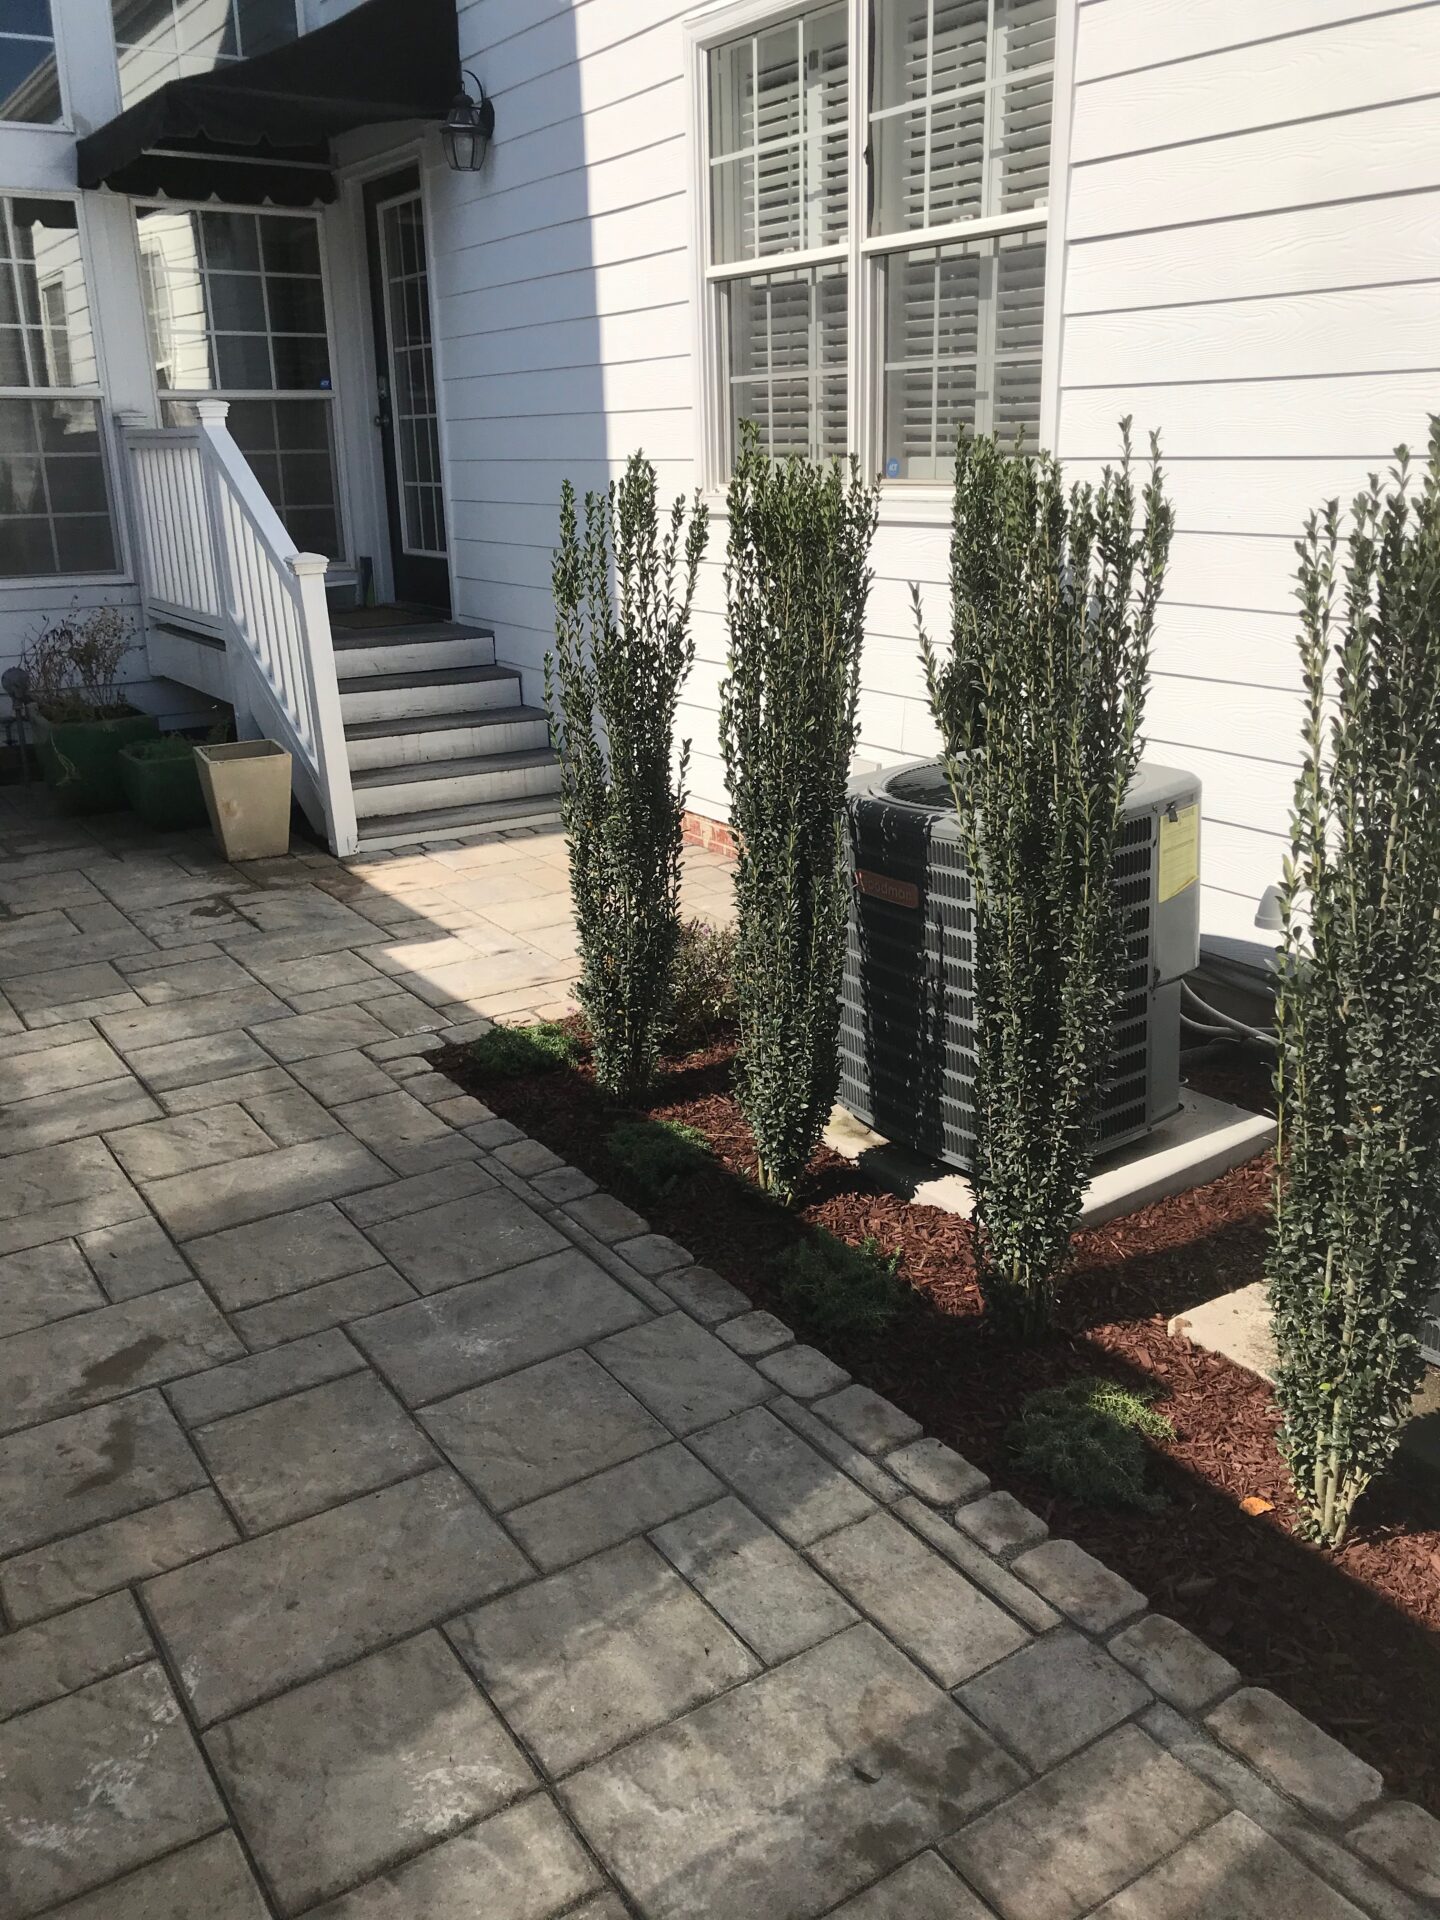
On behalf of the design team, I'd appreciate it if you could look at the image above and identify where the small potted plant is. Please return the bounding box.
[21,605,157,813]
[118,734,210,830]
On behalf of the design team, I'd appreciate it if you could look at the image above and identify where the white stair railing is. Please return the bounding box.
[120,399,358,857]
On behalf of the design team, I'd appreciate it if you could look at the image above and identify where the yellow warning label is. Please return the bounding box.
[1158,803,1200,903]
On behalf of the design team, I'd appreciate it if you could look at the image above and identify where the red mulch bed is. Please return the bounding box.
[436,1030,1440,1812]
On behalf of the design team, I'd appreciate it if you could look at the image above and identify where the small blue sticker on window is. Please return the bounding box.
[319,378,332,390]
[885,457,900,478]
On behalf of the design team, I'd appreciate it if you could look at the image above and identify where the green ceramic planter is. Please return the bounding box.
[118,736,208,830]
[35,707,159,814]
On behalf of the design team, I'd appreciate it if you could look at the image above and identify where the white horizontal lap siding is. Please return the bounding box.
[1060,0,1440,953]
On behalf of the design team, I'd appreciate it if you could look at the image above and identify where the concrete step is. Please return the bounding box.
[344,704,551,772]
[351,746,563,820]
[354,793,563,853]
[337,664,523,725]
[330,622,495,680]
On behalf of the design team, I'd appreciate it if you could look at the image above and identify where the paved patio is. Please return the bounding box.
[0,786,1434,1920]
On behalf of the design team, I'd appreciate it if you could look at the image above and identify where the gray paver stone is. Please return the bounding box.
[0,1391,205,1557]
[833,1853,997,1919]
[771,1394,904,1504]
[144,1135,390,1239]
[103,1102,274,1182]
[945,1724,1228,1920]
[353,1251,647,1405]
[690,1405,875,1545]
[757,1343,851,1399]
[1107,1613,1240,1713]
[651,1494,857,1665]
[451,1536,757,1775]
[895,1497,1059,1633]
[716,1309,792,1356]
[0,1283,241,1434]
[195,1370,436,1532]
[234,1265,413,1349]
[144,1468,529,1724]
[40,1832,269,1920]
[0,1241,103,1336]
[886,1437,990,1506]
[811,1510,1030,1686]
[562,1191,649,1243]
[186,1200,384,1308]
[507,1439,722,1571]
[365,1189,567,1291]
[954,1490,1049,1557]
[1011,1537,1146,1634]
[528,1164,596,1203]
[333,1089,469,1174]
[654,1263,751,1324]
[613,1231,692,1276]
[0,1663,225,1918]
[78,1215,193,1301]
[207,1631,534,1914]
[339,1155,493,1227]
[592,1312,772,1433]
[1207,1687,1384,1824]
[1091,1810,1366,1919]
[812,1384,921,1454]
[422,1348,667,1510]
[304,1792,601,1920]
[1348,1802,1440,1902]
[166,1327,364,1427]
[956,1627,1151,1770]
[492,1136,565,1177]
[0,1591,152,1720]
[562,1622,1024,1920]
[0,1488,238,1624]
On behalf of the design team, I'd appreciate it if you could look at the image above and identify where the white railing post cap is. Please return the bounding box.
[288,553,330,578]
[195,398,231,424]
[113,407,148,429]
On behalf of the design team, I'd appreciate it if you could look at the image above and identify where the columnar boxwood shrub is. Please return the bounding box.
[1268,424,1440,1549]
[919,424,1174,1337]
[547,455,708,1100]
[721,426,879,1202]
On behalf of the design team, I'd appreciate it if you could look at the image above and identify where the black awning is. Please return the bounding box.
[76,0,459,207]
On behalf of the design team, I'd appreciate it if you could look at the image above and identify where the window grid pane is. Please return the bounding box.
[139,206,342,558]
[113,0,299,111]
[871,0,1056,236]
[727,264,847,463]
[0,1,60,126]
[0,397,117,576]
[380,196,445,559]
[881,229,1044,480]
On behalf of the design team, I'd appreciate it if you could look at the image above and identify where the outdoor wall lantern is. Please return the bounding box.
[442,71,495,172]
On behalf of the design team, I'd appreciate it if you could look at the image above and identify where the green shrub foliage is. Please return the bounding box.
[919,424,1174,1337]
[1268,424,1440,1550]
[721,427,879,1201]
[771,1231,902,1338]
[548,455,708,1101]
[669,916,739,1049]
[605,1117,710,1202]
[467,1021,578,1080]
[1009,1378,1174,1513]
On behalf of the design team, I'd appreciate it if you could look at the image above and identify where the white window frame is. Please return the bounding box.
[134,196,353,568]
[0,189,127,586]
[684,0,1077,519]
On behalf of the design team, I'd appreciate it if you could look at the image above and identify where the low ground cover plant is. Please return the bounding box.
[467,1021,578,1079]
[771,1230,902,1338]
[918,423,1174,1337]
[721,426,878,1202]
[605,1117,710,1201]
[548,453,707,1101]
[1009,1377,1174,1512]
[1268,421,1440,1549]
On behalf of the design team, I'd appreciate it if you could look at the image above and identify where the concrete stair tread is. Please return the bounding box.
[344,703,549,743]
[330,619,493,646]
[337,663,518,696]
[355,794,563,848]
[351,747,560,790]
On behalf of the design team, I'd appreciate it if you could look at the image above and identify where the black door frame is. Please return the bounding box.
[362,166,450,613]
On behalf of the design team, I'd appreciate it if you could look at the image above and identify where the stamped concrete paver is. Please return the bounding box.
[0,799,1411,1920]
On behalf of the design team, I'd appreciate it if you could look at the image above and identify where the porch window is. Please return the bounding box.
[698,0,1054,482]
[112,0,300,112]
[136,205,342,559]
[0,197,119,578]
[0,0,61,125]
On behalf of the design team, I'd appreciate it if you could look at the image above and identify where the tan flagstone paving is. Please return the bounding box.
[0,788,1432,1920]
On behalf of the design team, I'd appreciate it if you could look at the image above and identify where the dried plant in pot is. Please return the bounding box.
[21,604,156,812]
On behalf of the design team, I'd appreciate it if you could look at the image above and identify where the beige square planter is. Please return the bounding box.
[195,740,293,861]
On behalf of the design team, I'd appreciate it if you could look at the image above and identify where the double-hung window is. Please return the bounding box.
[111,0,299,111]
[0,197,120,578]
[696,0,1056,485]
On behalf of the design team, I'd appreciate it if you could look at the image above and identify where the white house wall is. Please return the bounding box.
[427,0,1440,963]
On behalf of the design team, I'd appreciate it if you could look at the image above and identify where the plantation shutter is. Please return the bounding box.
[994,0,1054,214]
